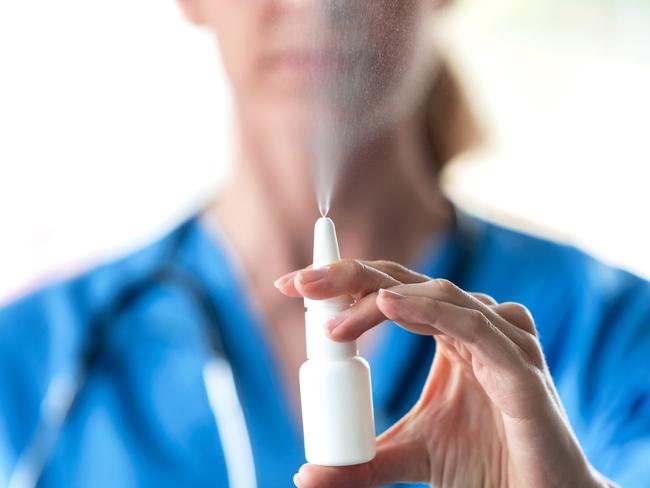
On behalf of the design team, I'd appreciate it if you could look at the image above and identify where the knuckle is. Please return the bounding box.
[343,259,368,278]
[473,292,498,306]
[344,260,390,298]
[469,308,488,324]
[373,260,418,283]
[519,334,545,368]
[431,278,457,295]
[374,259,400,272]
[375,260,404,279]
[500,302,537,334]
[509,362,546,395]
[524,364,549,392]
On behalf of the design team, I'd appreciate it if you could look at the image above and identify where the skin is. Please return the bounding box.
[177,0,617,486]
[275,262,616,487]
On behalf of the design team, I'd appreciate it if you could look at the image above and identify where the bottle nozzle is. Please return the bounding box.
[313,217,341,269]
[306,217,352,311]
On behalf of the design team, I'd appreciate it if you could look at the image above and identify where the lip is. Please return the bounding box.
[267,50,339,78]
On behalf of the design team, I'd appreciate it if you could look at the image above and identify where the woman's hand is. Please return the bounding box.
[275,260,615,488]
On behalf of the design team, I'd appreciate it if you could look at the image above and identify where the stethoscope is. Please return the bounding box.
[7,220,257,488]
[7,208,480,488]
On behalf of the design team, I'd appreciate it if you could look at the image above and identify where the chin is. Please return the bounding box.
[252,93,314,134]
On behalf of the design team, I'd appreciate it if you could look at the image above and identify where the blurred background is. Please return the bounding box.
[0,0,649,305]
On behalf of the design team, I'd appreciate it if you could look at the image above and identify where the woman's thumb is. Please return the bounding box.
[294,421,428,488]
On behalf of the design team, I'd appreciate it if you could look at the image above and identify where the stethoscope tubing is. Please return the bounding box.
[7,221,258,488]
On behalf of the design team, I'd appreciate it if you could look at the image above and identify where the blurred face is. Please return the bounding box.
[179,0,434,133]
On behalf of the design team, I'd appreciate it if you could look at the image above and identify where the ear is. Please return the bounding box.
[176,0,206,26]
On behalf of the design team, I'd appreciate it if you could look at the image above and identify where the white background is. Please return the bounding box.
[1,0,649,305]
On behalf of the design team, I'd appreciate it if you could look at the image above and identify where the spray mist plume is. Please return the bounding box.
[308,0,433,217]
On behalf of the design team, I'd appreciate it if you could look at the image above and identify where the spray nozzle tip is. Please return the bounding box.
[313,217,341,268]
[318,203,329,218]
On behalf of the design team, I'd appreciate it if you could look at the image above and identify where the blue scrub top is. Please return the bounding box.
[1,212,649,487]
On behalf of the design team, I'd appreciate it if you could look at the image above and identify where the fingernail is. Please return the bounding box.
[298,266,329,284]
[379,288,406,300]
[273,274,292,289]
[293,472,301,487]
[326,309,351,335]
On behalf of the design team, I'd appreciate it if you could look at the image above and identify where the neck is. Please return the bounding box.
[208,100,451,290]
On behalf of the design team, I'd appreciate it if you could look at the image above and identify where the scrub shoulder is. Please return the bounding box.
[0,223,183,465]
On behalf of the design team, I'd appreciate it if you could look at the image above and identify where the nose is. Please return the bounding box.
[273,0,317,10]
[268,0,368,39]
[322,1,367,25]
[270,0,318,20]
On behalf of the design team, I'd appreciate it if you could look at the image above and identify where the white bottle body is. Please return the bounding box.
[299,307,376,466]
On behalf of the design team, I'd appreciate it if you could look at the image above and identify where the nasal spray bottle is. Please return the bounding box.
[299,217,376,466]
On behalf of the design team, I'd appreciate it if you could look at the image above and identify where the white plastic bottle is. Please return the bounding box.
[299,217,376,466]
